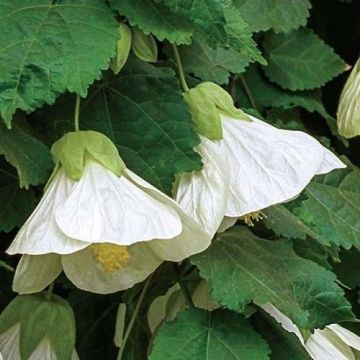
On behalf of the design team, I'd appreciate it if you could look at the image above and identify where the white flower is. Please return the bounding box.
[8,131,210,294]
[0,324,78,360]
[174,113,345,235]
[337,58,360,138]
[262,303,360,360]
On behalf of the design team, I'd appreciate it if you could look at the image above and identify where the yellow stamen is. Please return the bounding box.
[92,243,130,272]
[240,211,267,227]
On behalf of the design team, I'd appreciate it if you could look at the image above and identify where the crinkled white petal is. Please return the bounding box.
[260,303,304,344]
[174,136,230,238]
[56,161,182,246]
[0,324,21,360]
[13,254,62,294]
[7,169,88,255]
[28,338,57,360]
[27,338,78,360]
[327,324,360,351]
[306,328,355,360]
[221,115,346,217]
[125,169,211,261]
[317,150,347,175]
[217,216,238,233]
[62,243,162,294]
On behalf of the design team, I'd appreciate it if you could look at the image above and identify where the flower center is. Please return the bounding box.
[240,211,267,227]
[92,243,130,272]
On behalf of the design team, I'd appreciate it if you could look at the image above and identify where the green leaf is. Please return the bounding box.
[239,66,330,118]
[223,6,266,65]
[0,159,37,232]
[112,0,193,44]
[252,311,312,360]
[80,60,202,193]
[0,118,53,188]
[263,205,327,242]
[0,0,118,125]
[263,28,346,90]
[235,0,312,33]
[176,39,250,84]
[332,248,360,289]
[150,308,270,360]
[191,227,354,329]
[291,161,360,250]
[0,294,76,360]
[159,0,229,48]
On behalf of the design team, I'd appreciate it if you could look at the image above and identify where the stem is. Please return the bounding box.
[74,94,81,131]
[171,43,189,92]
[173,264,194,308]
[239,75,259,113]
[46,283,54,300]
[117,275,152,360]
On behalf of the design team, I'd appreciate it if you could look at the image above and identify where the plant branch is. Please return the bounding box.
[117,275,153,360]
[171,43,189,92]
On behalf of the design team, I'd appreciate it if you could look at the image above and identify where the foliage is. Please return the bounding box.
[0,0,360,359]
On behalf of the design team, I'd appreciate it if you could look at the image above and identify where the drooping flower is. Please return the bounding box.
[262,303,360,360]
[337,58,360,138]
[174,82,345,235]
[0,293,78,360]
[0,324,79,360]
[8,131,210,294]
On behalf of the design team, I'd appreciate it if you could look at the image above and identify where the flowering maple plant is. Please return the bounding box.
[0,0,359,359]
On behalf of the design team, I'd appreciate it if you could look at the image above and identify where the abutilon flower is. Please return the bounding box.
[0,324,78,360]
[262,304,360,360]
[337,58,360,138]
[175,82,345,236]
[8,131,210,294]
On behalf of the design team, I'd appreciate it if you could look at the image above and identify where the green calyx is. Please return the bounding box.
[183,82,250,140]
[110,23,132,75]
[51,130,125,180]
[0,293,76,360]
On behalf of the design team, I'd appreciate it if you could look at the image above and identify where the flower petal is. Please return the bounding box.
[260,303,304,344]
[56,161,182,246]
[327,324,360,351]
[125,169,212,261]
[174,136,230,238]
[7,169,88,255]
[0,324,21,360]
[28,339,57,360]
[13,254,62,294]
[306,328,355,360]
[62,243,162,294]
[217,217,238,233]
[221,115,346,217]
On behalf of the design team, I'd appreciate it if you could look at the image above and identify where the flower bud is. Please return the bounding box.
[110,23,132,75]
[337,58,360,138]
[183,82,250,140]
[51,130,125,180]
[131,28,158,63]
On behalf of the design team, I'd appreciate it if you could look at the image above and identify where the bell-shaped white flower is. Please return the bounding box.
[337,58,360,138]
[8,131,210,294]
[177,82,346,235]
[262,303,360,360]
[0,324,78,360]
[220,114,345,219]
[174,135,230,238]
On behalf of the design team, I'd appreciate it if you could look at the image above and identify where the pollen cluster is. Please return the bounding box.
[240,211,267,227]
[92,243,130,272]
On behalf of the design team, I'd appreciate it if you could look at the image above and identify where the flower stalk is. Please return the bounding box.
[171,43,189,92]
